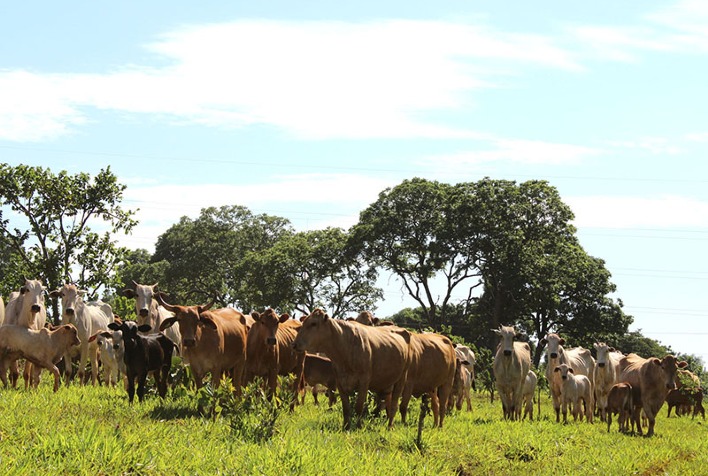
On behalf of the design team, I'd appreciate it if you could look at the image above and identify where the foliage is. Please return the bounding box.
[242,227,382,317]
[150,205,292,308]
[0,164,136,321]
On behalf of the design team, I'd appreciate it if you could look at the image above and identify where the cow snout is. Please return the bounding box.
[183,338,196,348]
[503,349,511,356]
[550,352,558,359]
[561,376,567,380]
[598,362,605,368]
[65,308,75,316]
[267,336,277,346]
[113,344,121,350]
[31,304,41,313]
[139,308,149,317]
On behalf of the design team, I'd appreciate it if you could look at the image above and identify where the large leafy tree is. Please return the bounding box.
[151,205,292,309]
[0,164,136,322]
[243,227,382,317]
[352,178,479,326]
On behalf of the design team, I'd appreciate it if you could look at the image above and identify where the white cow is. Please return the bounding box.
[89,329,125,387]
[50,284,112,385]
[593,342,623,422]
[522,370,538,421]
[541,333,595,423]
[121,282,181,352]
[492,325,531,421]
[455,343,476,391]
[2,280,48,387]
[554,363,594,423]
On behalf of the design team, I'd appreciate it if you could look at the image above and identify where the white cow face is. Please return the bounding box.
[122,282,158,326]
[554,363,573,380]
[543,333,565,360]
[594,342,610,368]
[51,284,86,324]
[21,278,46,315]
[494,325,517,356]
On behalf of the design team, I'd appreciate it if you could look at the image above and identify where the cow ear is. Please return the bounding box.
[279,313,291,323]
[559,338,566,345]
[609,347,616,352]
[159,317,178,331]
[137,324,152,333]
[200,316,218,329]
[88,332,98,343]
[79,289,88,296]
[554,366,560,372]
[251,311,261,322]
[593,343,599,350]
[540,338,547,346]
[324,313,331,321]
[568,368,574,373]
[679,361,689,368]
[49,289,62,299]
[121,289,135,299]
[108,322,120,331]
[299,315,309,323]
[492,328,502,336]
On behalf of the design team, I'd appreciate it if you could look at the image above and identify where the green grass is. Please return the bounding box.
[0,378,706,475]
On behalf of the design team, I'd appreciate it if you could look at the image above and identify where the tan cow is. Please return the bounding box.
[522,370,538,421]
[619,353,687,436]
[492,325,531,421]
[3,279,48,388]
[541,333,595,423]
[606,382,633,433]
[0,296,4,326]
[157,295,248,393]
[554,363,593,423]
[301,353,337,407]
[593,342,623,422]
[0,324,80,391]
[293,309,411,430]
[245,308,305,406]
[399,332,456,428]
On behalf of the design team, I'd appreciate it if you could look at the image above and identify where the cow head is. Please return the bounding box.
[493,325,517,357]
[156,294,214,348]
[542,333,565,360]
[21,278,47,316]
[50,283,87,324]
[252,308,290,346]
[594,342,610,368]
[355,310,374,326]
[121,281,160,322]
[108,320,152,353]
[554,363,573,381]
[293,308,329,353]
[653,355,688,390]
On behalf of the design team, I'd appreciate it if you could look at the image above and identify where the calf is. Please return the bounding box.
[606,382,633,433]
[449,359,472,412]
[455,344,476,391]
[108,320,176,403]
[666,388,705,420]
[0,324,80,391]
[522,370,537,421]
[301,353,337,407]
[88,329,125,387]
[554,363,593,423]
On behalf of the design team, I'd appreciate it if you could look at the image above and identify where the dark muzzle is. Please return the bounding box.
[598,362,605,368]
[31,304,41,313]
[139,309,149,317]
[550,352,558,359]
[66,308,75,316]
[503,350,511,356]
[183,338,196,348]
[267,337,277,346]
[562,376,567,380]
[113,344,120,350]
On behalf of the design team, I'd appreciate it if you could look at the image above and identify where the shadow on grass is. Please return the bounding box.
[148,401,202,420]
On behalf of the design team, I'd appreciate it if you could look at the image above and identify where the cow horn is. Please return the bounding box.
[131,280,139,288]
[155,292,178,313]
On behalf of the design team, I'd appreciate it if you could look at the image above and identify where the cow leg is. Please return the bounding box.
[89,343,100,385]
[339,386,353,430]
[398,386,412,425]
[561,399,568,423]
[136,373,148,402]
[430,391,441,428]
[126,371,136,403]
[354,387,369,428]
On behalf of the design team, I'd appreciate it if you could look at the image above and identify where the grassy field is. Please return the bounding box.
[0,377,706,475]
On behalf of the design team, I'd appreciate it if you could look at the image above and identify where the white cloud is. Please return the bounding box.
[567,194,708,229]
[423,138,600,168]
[607,137,682,155]
[0,19,580,143]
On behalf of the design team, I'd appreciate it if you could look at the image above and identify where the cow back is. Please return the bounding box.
[407,332,456,396]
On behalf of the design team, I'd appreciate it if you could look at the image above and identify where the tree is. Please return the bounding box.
[151,205,292,309]
[243,227,382,317]
[0,164,136,322]
[352,178,478,326]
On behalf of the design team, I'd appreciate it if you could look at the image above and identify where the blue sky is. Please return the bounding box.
[3,1,708,362]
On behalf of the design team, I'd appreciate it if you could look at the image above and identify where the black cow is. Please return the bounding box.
[107,320,176,403]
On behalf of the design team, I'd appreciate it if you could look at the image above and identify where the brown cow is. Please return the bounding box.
[245,308,304,406]
[301,353,337,407]
[606,382,633,433]
[293,309,412,430]
[157,295,249,393]
[619,353,687,436]
[399,332,457,428]
[666,388,705,419]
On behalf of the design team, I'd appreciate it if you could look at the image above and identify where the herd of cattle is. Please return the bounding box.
[0,278,704,436]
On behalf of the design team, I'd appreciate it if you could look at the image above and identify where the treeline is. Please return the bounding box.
[0,164,701,375]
